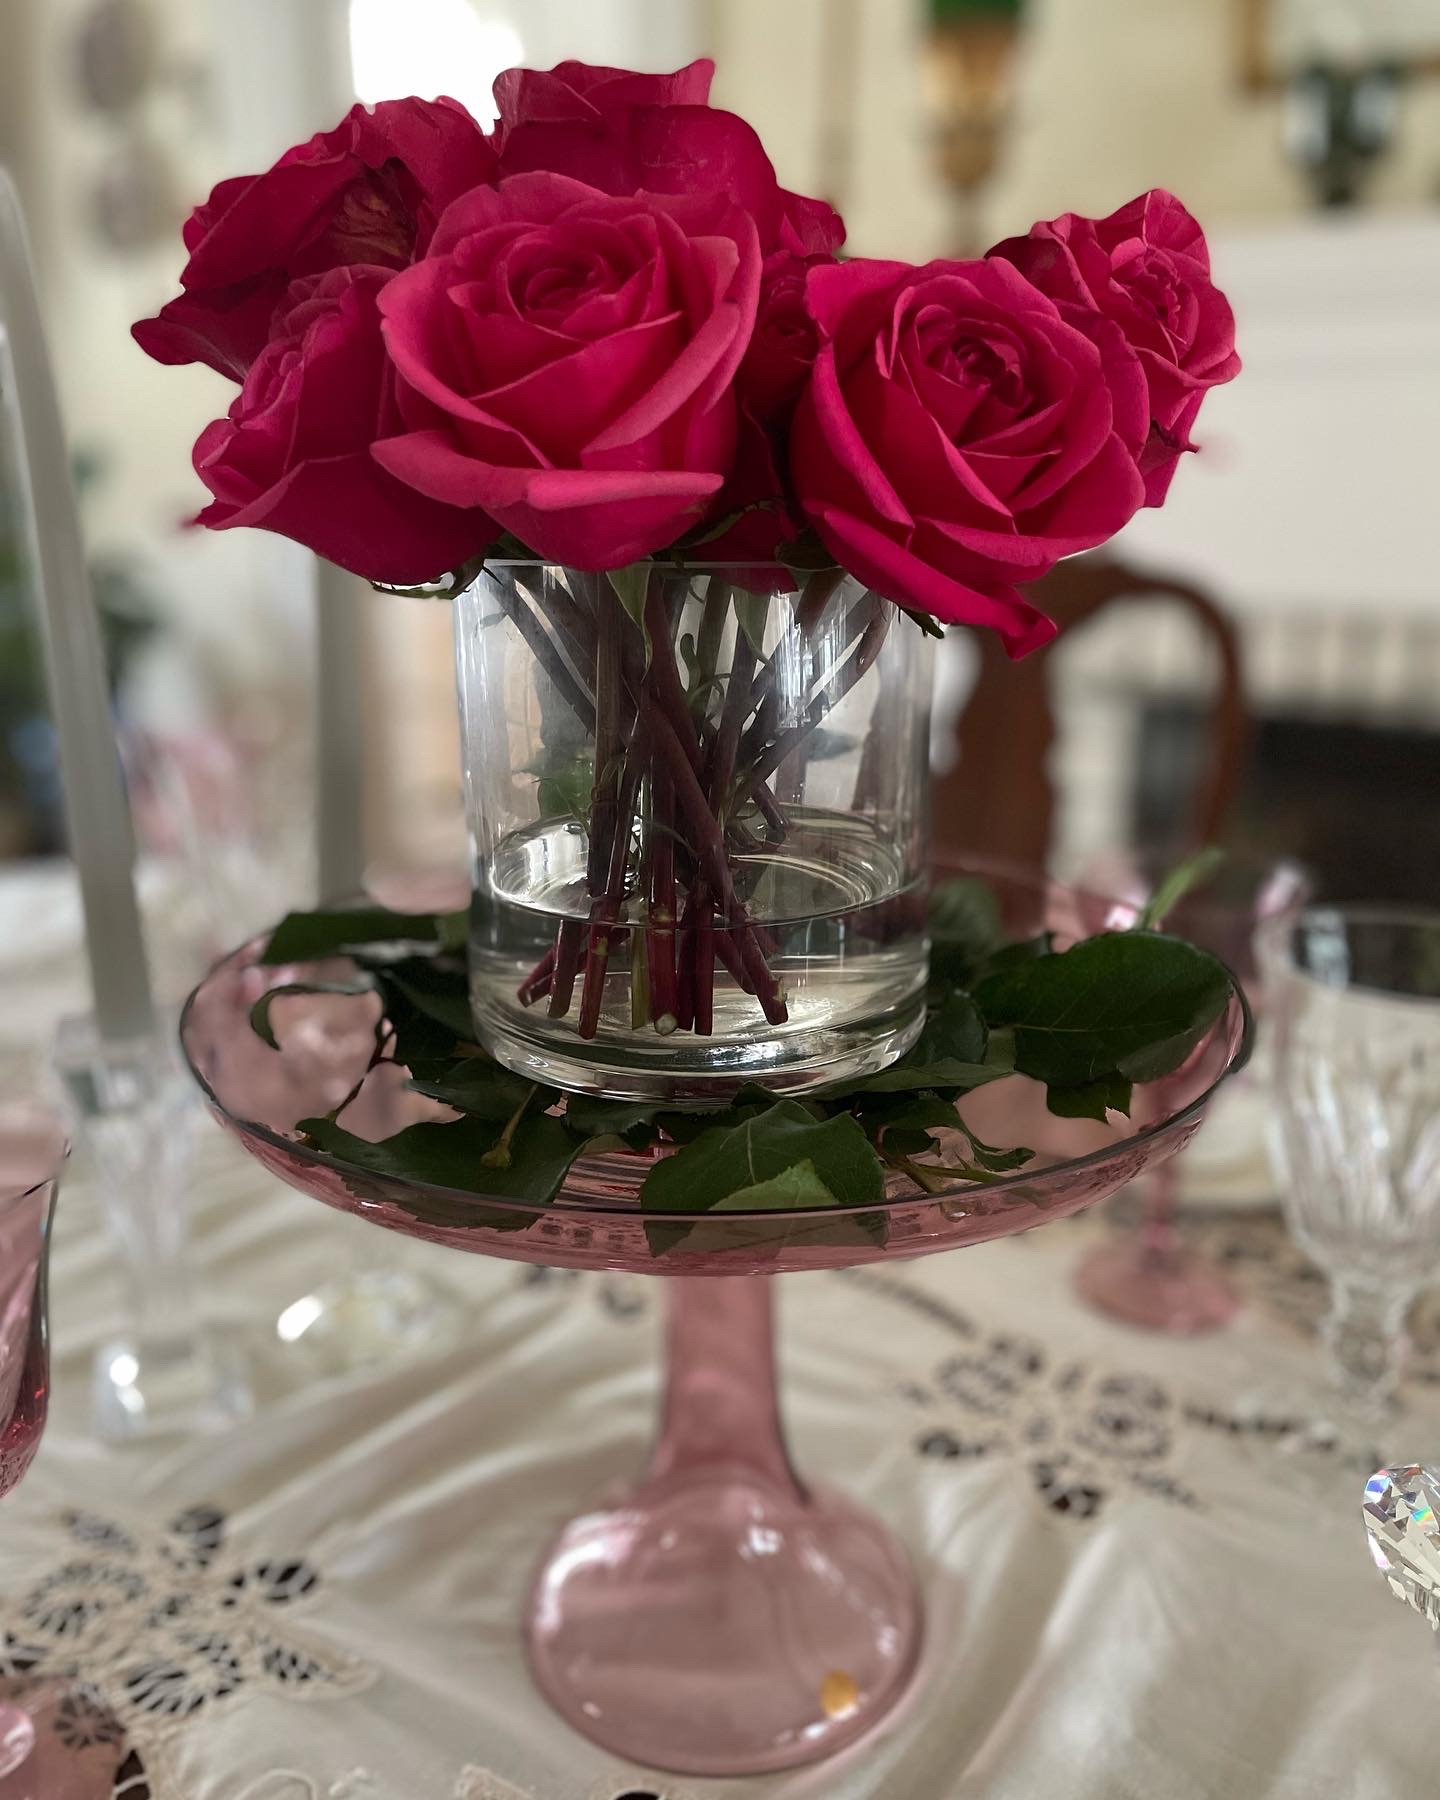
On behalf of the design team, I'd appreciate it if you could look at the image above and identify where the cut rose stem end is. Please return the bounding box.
[547,918,584,1018]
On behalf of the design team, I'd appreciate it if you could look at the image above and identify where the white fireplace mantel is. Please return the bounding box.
[1116,211,1440,619]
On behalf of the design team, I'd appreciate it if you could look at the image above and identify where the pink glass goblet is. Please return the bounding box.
[0,1105,65,1780]
[1072,852,1311,1335]
[178,863,1253,1775]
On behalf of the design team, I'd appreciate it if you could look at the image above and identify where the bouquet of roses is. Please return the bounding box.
[137,57,1239,1061]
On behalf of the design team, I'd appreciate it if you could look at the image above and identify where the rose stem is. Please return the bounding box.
[647,705,787,1024]
[646,766,678,1034]
[736,591,880,772]
[495,583,596,733]
[517,948,555,1007]
[577,718,650,1040]
[588,592,624,891]
[741,566,847,723]
[743,604,891,795]
[547,918,584,1017]
[695,578,731,688]
[639,580,768,1020]
[674,893,697,1031]
[694,888,716,1035]
[708,625,755,806]
[640,578,709,783]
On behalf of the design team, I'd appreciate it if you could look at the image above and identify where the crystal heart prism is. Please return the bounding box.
[1363,1465,1440,1628]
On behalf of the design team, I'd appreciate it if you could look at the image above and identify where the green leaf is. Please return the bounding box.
[385,993,464,1070]
[978,934,1054,978]
[928,879,1004,989]
[974,932,1233,1088]
[653,1084,784,1144]
[563,1095,663,1149]
[297,1111,583,1226]
[1045,1074,1133,1122]
[858,1088,1034,1178]
[640,1100,884,1253]
[849,991,1001,1096]
[406,1055,558,1123]
[249,978,376,1050]
[607,563,653,665]
[261,907,452,965]
[526,750,593,822]
[957,1123,1036,1172]
[734,591,769,658]
[1136,846,1226,932]
[375,957,475,1038]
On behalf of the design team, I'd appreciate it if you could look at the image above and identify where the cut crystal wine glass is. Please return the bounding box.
[1258,906,1440,1412]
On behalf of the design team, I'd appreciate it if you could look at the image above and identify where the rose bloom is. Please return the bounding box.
[737,251,831,425]
[491,59,842,258]
[989,189,1240,504]
[133,98,495,381]
[491,57,716,142]
[372,172,761,570]
[790,256,1151,655]
[192,265,493,584]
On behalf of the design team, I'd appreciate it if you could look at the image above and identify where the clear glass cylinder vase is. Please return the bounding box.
[454,562,931,1101]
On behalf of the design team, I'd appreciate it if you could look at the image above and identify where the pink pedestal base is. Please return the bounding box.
[1075,1237,1241,1335]
[526,1276,922,1775]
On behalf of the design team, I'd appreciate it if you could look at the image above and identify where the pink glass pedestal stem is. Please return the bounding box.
[647,1273,800,1492]
[526,1275,922,1777]
[1076,1084,1240,1335]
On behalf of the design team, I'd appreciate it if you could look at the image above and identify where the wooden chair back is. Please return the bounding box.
[930,555,1248,868]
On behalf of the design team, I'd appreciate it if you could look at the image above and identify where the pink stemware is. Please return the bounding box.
[179,864,1252,1775]
[1072,853,1310,1334]
[0,1106,65,1781]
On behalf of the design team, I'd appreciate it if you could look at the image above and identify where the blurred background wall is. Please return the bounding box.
[0,0,1436,930]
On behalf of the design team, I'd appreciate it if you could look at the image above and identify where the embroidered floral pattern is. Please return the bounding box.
[0,1503,372,1798]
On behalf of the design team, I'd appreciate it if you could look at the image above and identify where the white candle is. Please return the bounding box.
[0,167,156,1043]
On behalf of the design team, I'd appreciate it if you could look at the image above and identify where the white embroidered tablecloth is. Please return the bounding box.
[0,867,1436,1800]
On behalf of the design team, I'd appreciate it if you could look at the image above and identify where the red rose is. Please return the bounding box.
[738,252,830,424]
[373,173,761,570]
[989,189,1240,504]
[790,256,1150,655]
[132,98,495,381]
[192,266,493,584]
[491,58,716,144]
[492,64,842,258]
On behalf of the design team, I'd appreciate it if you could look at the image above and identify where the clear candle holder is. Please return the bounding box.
[54,1015,251,1441]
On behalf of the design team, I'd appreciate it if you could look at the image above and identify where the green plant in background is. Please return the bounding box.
[0,444,154,853]
[930,0,1025,19]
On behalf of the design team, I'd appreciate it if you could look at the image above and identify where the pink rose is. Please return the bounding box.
[192,266,493,584]
[790,256,1150,655]
[373,173,761,570]
[491,58,716,143]
[492,63,842,258]
[132,98,495,381]
[989,189,1240,504]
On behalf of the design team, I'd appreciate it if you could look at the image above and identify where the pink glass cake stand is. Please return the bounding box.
[178,866,1252,1777]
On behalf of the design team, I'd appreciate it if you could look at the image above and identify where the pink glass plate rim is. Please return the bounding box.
[177,946,1254,1224]
[0,1145,67,1217]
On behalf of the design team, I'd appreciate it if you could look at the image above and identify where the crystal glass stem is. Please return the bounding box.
[1324,1277,1412,1410]
[55,1018,251,1441]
